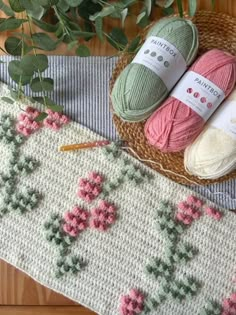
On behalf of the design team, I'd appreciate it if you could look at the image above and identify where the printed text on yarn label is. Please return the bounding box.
[211,99,236,139]
[171,71,225,121]
[131,36,186,91]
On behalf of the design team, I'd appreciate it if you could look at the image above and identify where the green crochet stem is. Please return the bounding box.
[101,142,152,197]
[143,201,200,314]
[0,115,39,216]
[198,300,222,315]
[44,213,85,278]
[55,256,85,279]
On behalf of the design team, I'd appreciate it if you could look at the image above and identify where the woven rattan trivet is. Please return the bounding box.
[110,10,236,185]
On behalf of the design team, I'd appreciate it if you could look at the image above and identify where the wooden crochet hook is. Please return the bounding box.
[59,140,110,152]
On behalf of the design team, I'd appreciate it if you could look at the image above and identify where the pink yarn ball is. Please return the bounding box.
[145,49,236,152]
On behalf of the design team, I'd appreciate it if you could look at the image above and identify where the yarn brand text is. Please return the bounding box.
[194,77,221,99]
[150,39,177,58]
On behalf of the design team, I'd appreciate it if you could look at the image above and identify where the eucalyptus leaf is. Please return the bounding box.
[37,0,50,5]
[64,0,83,7]
[5,37,30,56]
[121,8,128,27]
[89,6,116,21]
[27,5,45,19]
[32,18,58,33]
[0,0,15,17]
[127,36,141,52]
[84,20,93,33]
[20,54,49,73]
[33,96,63,112]
[46,103,63,112]
[32,33,57,51]
[137,12,149,28]
[78,0,102,20]
[109,27,128,48]
[19,0,38,10]
[76,45,90,57]
[48,0,59,5]
[35,112,48,122]
[8,60,24,76]
[67,21,81,31]
[144,0,152,16]
[95,17,103,42]
[155,0,174,8]
[8,60,32,85]
[188,0,197,16]
[9,0,25,12]
[136,11,146,24]
[1,97,14,104]
[121,0,136,6]
[162,5,174,15]
[0,18,26,31]
[30,77,54,92]
[9,88,18,100]
[56,0,69,11]
[176,0,183,17]
[72,30,95,38]
[67,40,78,50]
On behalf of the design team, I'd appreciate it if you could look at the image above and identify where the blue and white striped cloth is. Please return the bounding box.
[1,55,236,210]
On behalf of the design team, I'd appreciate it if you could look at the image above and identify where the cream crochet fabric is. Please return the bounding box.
[0,81,236,315]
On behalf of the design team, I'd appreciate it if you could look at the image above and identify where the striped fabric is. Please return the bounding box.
[1,55,235,210]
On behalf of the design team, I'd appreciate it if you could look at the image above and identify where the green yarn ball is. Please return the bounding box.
[111,17,199,122]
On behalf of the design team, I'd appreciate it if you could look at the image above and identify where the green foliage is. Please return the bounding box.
[0,0,15,16]
[0,0,205,114]
[31,33,57,51]
[188,0,197,16]
[76,44,90,56]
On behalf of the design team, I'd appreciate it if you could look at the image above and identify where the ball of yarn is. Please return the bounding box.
[184,89,236,179]
[145,49,236,152]
[111,17,199,122]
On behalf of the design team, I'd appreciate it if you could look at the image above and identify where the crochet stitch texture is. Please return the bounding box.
[0,82,236,315]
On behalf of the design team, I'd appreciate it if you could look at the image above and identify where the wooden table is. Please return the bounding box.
[0,1,236,314]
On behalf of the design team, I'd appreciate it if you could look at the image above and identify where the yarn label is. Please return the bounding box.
[171,71,225,121]
[211,99,236,139]
[131,36,187,91]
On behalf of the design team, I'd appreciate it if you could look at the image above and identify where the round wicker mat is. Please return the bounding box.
[110,10,236,185]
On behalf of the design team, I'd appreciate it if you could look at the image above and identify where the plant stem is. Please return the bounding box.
[52,5,74,41]
[103,32,126,51]
[17,13,25,101]
[27,14,47,109]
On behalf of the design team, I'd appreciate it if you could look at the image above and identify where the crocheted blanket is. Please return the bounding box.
[0,81,236,315]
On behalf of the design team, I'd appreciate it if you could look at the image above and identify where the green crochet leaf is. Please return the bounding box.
[0,115,39,217]
[55,255,85,278]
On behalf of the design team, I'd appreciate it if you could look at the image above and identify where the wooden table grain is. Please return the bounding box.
[1,1,236,314]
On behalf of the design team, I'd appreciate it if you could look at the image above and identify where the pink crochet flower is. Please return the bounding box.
[88,172,103,184]
[16,106,41,136]
[43,109,70,130]
[119,289,145,315]
[78,172,103,203]
[63,206,90,237]
[221,293,236,315]
[205,207,223,221]
[90,200,116,231]
[176,195,203,225]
